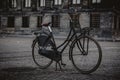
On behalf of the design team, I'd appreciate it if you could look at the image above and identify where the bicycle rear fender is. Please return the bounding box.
[31,38,37,48]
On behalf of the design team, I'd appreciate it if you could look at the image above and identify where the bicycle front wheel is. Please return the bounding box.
[70,36,102,74]
[32,39,53,69]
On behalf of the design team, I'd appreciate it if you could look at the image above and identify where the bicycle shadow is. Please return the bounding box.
[0,67,120,80]
[1,67,36,72]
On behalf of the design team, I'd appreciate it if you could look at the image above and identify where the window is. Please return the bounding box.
[22,16,29,28]
[38,0,45,7]
[0,1,7,9]
[92,0,101,4]
[7,17,15,28]
[90,13,100,28]
[83,0,88,6]
[72,0,81,4]
[45,0,52,8]
[54,0,62,5]
[24,0,31,7]
[38,0,52,8]
[9,0,17,8]
[37,16,42,27]
[52,15,60,27]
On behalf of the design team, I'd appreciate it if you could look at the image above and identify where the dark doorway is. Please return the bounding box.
[119,17,120,30]
[37,16,42,28]
[52,15,60,27]
[22,16,29,28]
[7,17,15,28]
[0,17,1,28]
[90,13,100,28]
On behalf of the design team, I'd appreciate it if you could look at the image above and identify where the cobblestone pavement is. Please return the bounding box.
[0,37,120,80]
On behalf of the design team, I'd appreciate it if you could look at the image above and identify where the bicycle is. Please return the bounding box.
[32,21,102,74]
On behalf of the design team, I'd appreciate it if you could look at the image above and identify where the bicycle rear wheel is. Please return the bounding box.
[70,35,102,74]
[32,39,53,69]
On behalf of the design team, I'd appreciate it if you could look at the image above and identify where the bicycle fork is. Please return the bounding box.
[69,36,90,60]
[77,39,89,55]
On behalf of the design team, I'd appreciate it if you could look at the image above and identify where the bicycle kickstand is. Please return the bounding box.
[55,61,62,71]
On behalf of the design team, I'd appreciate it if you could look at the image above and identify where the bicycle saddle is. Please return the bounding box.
[41,22,51,26]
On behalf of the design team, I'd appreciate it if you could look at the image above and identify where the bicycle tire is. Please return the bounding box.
[32,39,53,69]
[70,35,102,74]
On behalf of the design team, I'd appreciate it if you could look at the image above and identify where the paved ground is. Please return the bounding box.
[0,36,120,80]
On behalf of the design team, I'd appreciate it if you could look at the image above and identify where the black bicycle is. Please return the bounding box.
[32,21,102,74]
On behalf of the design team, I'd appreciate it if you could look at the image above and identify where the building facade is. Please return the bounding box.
[0,0,120,38]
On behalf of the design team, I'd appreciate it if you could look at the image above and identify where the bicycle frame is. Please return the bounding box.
[49,23,87,60]
[56,28,77,53]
